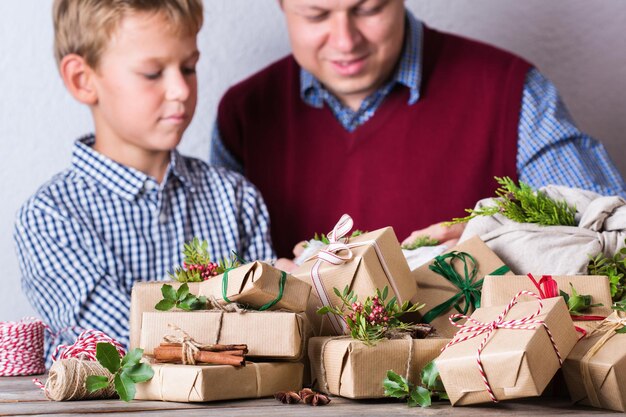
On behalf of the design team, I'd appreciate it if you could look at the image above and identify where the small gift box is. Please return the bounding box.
[135,361,303,402]
[129,261,311,348]
[435,292,578,405]
[410,237,512,337]
[292,215,417,336]
[308,337,449,399]
[139,311,310,360]
[562,312,626,412]
[481,274,613,333]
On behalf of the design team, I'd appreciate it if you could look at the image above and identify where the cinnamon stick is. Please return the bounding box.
[154,345,245,367]
[159,342,248,354]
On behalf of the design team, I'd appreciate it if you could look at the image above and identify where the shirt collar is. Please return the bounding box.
[300,9,424,108]
[71,135,193,200]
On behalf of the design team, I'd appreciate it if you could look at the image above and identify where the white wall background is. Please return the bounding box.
[1,0,625,322]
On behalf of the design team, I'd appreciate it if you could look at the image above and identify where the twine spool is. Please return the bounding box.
[0,317,46,376]
[44,358,117,401]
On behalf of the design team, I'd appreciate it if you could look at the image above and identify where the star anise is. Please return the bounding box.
[274,390,302,404]
[299,388,331,406]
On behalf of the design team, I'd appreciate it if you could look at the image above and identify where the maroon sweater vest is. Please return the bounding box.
[218,27,530,257]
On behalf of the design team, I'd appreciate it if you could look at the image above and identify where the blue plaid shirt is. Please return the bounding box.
[14,136,274,359]
[211,10,625,198]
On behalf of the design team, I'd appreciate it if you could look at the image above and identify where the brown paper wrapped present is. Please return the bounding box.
[308,336,449,399]
[129,261,311,348]
[135,361,303,402]
[481,274,613,333]
[562,312,626,412]
[139,310,310,360]
[436,294,578,405]
[410,237,512,338]
[292,215,417,336]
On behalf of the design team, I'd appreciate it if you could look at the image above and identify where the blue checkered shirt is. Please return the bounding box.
[211,10,625,197]
[14,136,274,360]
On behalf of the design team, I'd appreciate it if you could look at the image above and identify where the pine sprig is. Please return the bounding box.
[445,176,576,226]
[169,237,241,282]
[401,235,440,250]
[588,239,626,302]
[85,343,154,402]
[317,286,424,346]
[383,361,448,407]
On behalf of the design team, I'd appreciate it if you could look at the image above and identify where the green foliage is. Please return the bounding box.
[383,361,447,408]
[169,237,241,282]
[560,283,603,316]
[317,286,424,346]
[85,343,154,402]
[304,230,365,247]
[155,283,207,311]
[401,235,440,251]
[588,242,626,302]
[611,300,626,333]
[446,176,576,226]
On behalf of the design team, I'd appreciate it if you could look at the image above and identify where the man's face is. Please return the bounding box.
[90,11,199,161]
[281,0,405,110]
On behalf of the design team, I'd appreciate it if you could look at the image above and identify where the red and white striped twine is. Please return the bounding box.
[0,317,47,377]
[32,329,126,391]
[442,290,563,403]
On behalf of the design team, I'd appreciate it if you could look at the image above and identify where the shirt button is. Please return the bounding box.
[144,181,157,192]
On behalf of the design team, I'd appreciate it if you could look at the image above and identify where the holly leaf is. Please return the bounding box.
[121,348,144,368]
[176,283,190,301]
[85,375,110,392]
[383,370,410,398]
[408,386,431,408]
[615,326,626,334]
[155,299,175,311]
[95,342,121,374]
[123,363,154,383]
[421,361,439,389]
[115,371,136,402]
[161,284,177,302]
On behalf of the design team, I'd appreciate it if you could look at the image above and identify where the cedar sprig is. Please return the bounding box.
[317,286,424,346]
[401,235,440,250]
[383,361,448,407]
[588,240,626,302]
[445,176,576,226]
[169,237,241,282]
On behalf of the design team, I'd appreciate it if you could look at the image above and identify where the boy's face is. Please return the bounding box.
[281,0,405,110]
[90,12,199,160]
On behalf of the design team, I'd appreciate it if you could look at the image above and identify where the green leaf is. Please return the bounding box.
[615,326,626,334]
[85,375,110,392]
[154,299,175,311]
[383,370,410,398]
[115,371,136,402]
[421,361,439,389]
[408,386,431,408]
[381,286,389,302]
[95,342,121,374]
[176,283,190,301]
[161,284,177,301]
[560,289,570,304]
[121,348,144,368]
[317,306,331,315]
[124,363,154,383]
[334,287,343,298]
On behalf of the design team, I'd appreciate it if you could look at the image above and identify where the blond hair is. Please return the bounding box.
[53,0,203,68]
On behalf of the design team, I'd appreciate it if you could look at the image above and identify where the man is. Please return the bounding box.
[211,0,626,259]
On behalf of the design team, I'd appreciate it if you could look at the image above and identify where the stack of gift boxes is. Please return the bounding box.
[128,214,626,412]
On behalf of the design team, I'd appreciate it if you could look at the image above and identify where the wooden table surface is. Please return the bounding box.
[0,374,618,416]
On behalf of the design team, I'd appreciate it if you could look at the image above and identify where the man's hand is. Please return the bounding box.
[275,257,298,273]
[402,222,466,249]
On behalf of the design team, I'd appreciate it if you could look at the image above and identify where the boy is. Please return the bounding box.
[14,0,274,358]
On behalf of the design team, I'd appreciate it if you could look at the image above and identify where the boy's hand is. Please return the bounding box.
[275,257,297,273]
[402,222,466,249]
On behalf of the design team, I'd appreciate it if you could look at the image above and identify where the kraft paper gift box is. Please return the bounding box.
[129,261,311,348]
[435,296,578,406]
[562,312,626,412]
[135,361,303,402]
[481,274,613,333]
[139,310,310,360]
[308,337,449,399]
[292,224,417,336]
[410,236,512,338]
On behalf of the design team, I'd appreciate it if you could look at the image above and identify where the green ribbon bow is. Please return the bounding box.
[421,251,510,324]
[221,267,287,311]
